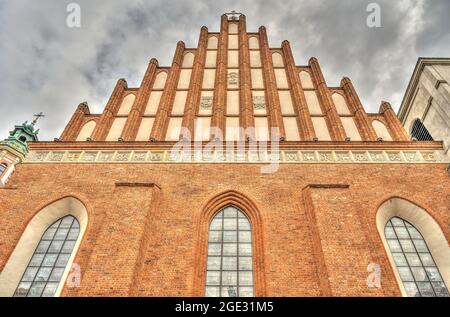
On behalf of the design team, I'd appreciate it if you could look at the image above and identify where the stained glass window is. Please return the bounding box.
[13,215,80,297]
[385,217,449,297]
[205,206,254,297]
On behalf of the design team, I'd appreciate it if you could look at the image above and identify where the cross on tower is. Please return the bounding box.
[31,112,45,126]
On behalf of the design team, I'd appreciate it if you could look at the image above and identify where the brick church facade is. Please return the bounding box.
[0,13,449,297]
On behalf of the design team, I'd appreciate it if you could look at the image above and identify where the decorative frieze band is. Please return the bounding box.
[23,149,446,164]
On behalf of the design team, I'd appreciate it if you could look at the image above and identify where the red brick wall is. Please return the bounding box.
[0,162,449,296]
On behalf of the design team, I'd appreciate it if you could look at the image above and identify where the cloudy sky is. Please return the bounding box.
[0,0,448,140]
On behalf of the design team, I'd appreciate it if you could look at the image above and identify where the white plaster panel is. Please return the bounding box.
[182,52,195,68]
[228,23,238,34]
[272,52,284,67]
[205,50,217,67]
[178,69,192,89]
[312,117,331,141]
[228,51,239,68]
[279,90,295,115]
[153,72,168,89]
[283,117,301,141]
[227,91,240,115]
[203,69,216,89]
[105,118,127,141]
[332,93,351,115]
[165,117,183,141]
[305,91,322,115]
[249,36,259,49]
[135,118,155,141]
[251,69,264,89]
[250,51,261,68]
[372,120,393,141]
[76,121,96,141]
[117,94,135,116]
[255,117,270,141]
[341,117,362,141]
[299,71,314,89]
[207,36,218,49]
[194,117,211,141]
[172,91,188,115]
[274,69,289,89]
[145,91,162,115]
[228,35,238,49]
[226,117,241,141]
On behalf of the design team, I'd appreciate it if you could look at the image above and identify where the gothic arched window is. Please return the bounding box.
[385,217,449,297]
[0,163,7,175]
[205,206,254,297]
[13,215,80,297]
[411,119,434,141]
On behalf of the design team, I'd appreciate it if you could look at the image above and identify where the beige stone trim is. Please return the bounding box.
[22,149,448,164]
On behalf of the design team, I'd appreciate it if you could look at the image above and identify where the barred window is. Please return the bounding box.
[385,217,449,297]
[0,163,6,175]
[205,206,254,297]
[13,215,80,297]
[411,119,433,141]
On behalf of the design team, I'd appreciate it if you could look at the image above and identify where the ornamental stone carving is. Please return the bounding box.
[354,152,369,162]
[285,151,299,162]
[369,152,385,162]
[387,152,402,162]
[115,152,131,162]
[421,152,436,162]
[228,72,238,85]
[49,152,64,162]
[319,152,334,162]
[200,96,213,111]
[65,152,81,162]
[252,96,266,111]
[132,152,147,162]
[82,152,98,162]
[335,152,351,162]
[302,152,316,162]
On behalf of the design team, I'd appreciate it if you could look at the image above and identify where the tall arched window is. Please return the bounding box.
[0,163,7,175]
[205,206,254,297]
[411,119,433,141]
[385,217,449,297]
[13,215,80,297]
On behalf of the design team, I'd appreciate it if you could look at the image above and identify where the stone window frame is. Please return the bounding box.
[0,197,88,297]
[376,197,450,297]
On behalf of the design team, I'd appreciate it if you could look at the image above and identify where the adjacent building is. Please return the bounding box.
[398,58,450,157]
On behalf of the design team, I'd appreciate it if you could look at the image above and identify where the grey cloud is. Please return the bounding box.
[0,0,448,140]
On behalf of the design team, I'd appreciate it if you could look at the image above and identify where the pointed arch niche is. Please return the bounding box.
[376,197,450,297]
[0,197,88,297]
[193,190,266,297]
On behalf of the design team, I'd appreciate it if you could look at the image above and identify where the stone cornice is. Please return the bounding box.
[22,148,448,165]
[27,140,444,151]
